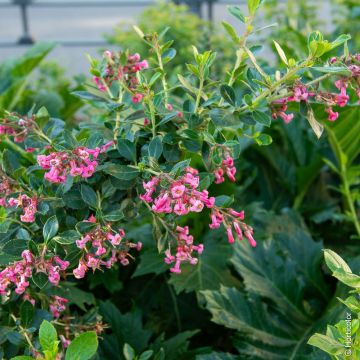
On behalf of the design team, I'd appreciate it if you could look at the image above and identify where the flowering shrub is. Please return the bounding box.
[0,1,359,358]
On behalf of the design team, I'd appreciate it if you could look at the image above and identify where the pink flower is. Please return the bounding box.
[245,231,257,247]
[174,201,188,215]
[73,261,87,279]
[335,88,349,107]
[132,93,144,104]
[233,222,243,240]
[226,227,235,244]
[53,256,70,271]
[214,168,225,184]
[325,107,339,121]
[171,184,186,198]
[189,199,204,212]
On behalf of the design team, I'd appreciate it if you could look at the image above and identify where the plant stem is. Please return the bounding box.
[148,97,157,138]
[238,59,311,113]
[155,43,169,106]
[227,16,255,88]
[113,88,124,140]
[340,164,360,238]
[194,76,204,114]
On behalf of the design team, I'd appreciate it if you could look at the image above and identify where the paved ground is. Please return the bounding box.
[0,1,332,75]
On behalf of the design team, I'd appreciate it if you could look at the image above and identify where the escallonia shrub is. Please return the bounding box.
[0,1,359,358]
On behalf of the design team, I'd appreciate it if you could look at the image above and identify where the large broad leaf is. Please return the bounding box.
[324,106,360,167]
[168,229,240,294]
[201,211,351,359]
[0,42,55,110]
[99,301,152,354]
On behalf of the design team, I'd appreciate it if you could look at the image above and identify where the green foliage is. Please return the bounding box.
[201,212,352,359]
[308,250,360,359]
[105,1,235,76]
[65,331,98,360]
[0,1,359,359]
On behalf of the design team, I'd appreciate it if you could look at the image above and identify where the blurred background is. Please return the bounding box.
[1,0,357,74]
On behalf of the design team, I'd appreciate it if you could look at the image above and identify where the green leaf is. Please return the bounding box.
[220,85,236,106]
[10,357,34,360]
[101,164,139,181]
[324,249,352,273]
[252,111,271,127]
[20,301,35,327]
[162,48,177,63]
[32,272,49,289]
[117,139,137,162]
[307,334,344,356]
[139,350,154,360]
[197,352,237,360]
[43,216,59,243]
[332,269,360,288]
[311,66,351,76]
[0,42,55,110]
[254,133,272,146]
[221,21,239,43]
[80,184,98,208]
[227,6,245,23]
[330,34,351,50]
[39,320,58,355]
[72,91,107,102]
[123,343,136,360]
[247,0,261,15]
[65,331,98,360]
[273,40,288,65]
[99,302,151,353]
[148,136,163,159]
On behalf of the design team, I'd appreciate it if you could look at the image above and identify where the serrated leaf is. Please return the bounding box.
[169,230,239,293]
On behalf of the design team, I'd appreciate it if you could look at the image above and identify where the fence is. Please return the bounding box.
[0,0,242,47]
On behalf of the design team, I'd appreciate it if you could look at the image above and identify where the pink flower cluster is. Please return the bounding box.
[142,166,256,273]
[49,295,69,318]
[0,177,14,207]
[209,208,256,247]
[0,115,33,143]
[164,226,204,274]
[8,194,38,223]
[272,55,360,124]
[0,250,69,295]
[140,167,215,215]
[37,142,113,183]
[93,51,148,104]
[214,155,236,184]
[73,219,141,279]
[271,98,294,124]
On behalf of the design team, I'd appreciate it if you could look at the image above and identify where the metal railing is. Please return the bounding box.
[0,0,222,47]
